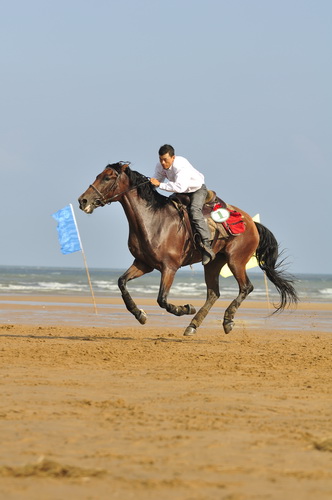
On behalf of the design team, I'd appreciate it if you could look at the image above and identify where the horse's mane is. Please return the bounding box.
[107,162,169,210]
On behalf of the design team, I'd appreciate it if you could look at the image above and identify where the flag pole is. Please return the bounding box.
[70,204,98,315]
[80,247,98,315]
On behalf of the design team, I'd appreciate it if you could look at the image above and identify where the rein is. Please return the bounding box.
[89,171,151,206]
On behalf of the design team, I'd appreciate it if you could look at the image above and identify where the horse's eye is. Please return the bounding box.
[104,176,110,182]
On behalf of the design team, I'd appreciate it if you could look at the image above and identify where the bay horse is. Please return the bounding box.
[78,162,298,335]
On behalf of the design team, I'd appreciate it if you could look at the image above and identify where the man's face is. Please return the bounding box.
[159,153,175,170]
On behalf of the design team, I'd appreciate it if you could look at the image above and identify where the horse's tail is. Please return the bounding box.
[255,222,298,312]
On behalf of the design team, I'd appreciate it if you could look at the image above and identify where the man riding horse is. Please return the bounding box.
[150,144,215,265]
[78,158,298,335]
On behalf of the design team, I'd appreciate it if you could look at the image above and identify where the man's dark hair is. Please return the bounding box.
[158,144,175,157]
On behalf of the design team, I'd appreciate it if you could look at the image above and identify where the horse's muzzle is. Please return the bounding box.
[78,196,94,214]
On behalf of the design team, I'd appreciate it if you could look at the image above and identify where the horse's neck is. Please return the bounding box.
[119,191,157,235]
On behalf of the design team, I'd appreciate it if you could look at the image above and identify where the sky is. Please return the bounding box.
[1,0,331,274]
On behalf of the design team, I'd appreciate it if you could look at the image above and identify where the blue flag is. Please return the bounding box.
[52,204,82,255]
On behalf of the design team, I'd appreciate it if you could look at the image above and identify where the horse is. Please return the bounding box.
[78,162,298,335]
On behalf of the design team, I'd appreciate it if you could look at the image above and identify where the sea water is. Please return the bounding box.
[0,265,331,303]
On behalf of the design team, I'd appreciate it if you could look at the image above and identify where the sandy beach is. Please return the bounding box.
[0,295,331,499]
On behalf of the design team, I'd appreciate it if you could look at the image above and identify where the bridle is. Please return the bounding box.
[89,165,151,206]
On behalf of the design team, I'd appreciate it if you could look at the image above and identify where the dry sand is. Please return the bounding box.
[0,295,331,499]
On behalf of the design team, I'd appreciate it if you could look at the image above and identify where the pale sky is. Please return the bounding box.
[1,0,331,274]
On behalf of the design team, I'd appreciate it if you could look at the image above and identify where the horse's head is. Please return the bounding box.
[78,162,129,214]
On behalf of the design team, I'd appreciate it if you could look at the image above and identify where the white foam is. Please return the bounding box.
[0,281,87,293]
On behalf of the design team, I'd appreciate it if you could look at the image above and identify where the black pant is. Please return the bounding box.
[188,184,210,242]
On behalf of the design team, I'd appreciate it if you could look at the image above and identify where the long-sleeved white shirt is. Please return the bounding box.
[154,156,204,193]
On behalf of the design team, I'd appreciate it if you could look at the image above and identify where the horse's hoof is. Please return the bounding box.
[137,309,147,325]
[223,320,234,334]
[185,304,196,315]
[183,325,197,336]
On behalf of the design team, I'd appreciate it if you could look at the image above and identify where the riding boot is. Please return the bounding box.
[201,240,215,266]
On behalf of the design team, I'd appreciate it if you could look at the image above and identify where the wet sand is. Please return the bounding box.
[0,295,331,499]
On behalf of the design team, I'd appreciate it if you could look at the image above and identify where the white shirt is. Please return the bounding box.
[154,156,204,193]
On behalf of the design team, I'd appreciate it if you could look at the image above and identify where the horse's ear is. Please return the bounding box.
[120,163,130,172]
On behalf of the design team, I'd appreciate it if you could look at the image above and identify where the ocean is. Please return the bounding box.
[0,265,331,303]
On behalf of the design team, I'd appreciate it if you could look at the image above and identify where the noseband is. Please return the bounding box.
[89,167,150,206]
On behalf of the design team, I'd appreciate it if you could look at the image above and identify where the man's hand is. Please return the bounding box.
[150,178,160,187]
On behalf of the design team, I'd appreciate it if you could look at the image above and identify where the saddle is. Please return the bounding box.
[169,190,246,237]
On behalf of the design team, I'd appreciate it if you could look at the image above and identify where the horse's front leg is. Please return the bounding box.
[118,260,153,324]
[157,267,196,317]
[183,255,225,336]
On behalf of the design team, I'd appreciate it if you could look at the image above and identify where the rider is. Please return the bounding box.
[150,144,215,265]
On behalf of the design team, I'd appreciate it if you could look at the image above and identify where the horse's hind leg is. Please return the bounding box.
[157,267,196,316]
[118,260,153,324]
[221,226,258,334]
[222,265,254,334]
[183,255,225,336]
